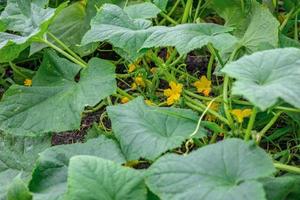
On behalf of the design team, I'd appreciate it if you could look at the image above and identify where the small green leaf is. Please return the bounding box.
[124,2,161,19]
[153,0,168,11]
[141,23,237,55]
[222,48,300,111]
[0,51,116,135]
[82,3,159,61]
[107,97,206,160]
[146,139,275,200]
[29,136,125,200]
[65,156,147,200]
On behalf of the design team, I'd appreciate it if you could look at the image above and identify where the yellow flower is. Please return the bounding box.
[150,67,157,74]
[134,76,145,88]
[128,63,136,73]
[193,76,212,96]
[24,79,32,87]
[164,81,183,105]
[145,99,155,106]
[121,97,130,104]
[231,109,252,123]
[131,83,137,90]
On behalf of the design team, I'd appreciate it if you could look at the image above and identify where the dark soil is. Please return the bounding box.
[51,108,108,146]
[185,53,209,76]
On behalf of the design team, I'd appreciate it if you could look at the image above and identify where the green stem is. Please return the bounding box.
[193,0,202,22]
[207,43,224,67]
[206,53,215,80]
[184,94,230,125]
[182,0,193,23]
[160,12,178,25]
[159,0,181,25]
[169,65,198,81]
[116,88,134,100]
[42,39,87,68]
[257,111,282,144]
[47,32,88,66]
[244,107,258,141]
[9,62,28,79]
[294,11,299,41]
[274,163,300,174]
[280,7,295,31]
[223,76,234,127]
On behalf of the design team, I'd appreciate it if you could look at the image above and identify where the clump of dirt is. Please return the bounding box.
[185,53,209,75]
[51,108,109,145]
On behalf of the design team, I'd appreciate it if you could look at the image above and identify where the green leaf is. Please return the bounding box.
[210,1,279,53]
[0,51,116,135]
[239,1,279,53]
[141,23,237,55]
[146,139,275,200]
[29,136,125,200]
[222,48,300,111]
[279,34,300,48]
[0,1,67,62]
[0,134,51,200]
[65,156,147,200]
[209,0,252,37]
[124,2,161,19]
[81,3,159,61]
[30,0,114,56]
[0,33,30,63]
[107,97,206,160]
[153,0,168,11]
[261,176,297,200]
[7,174,32,200]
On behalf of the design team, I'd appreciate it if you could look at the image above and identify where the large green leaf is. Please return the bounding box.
[239,1,279,53]
[0,134,51,200]
[0,0,66,62]
[81,3,159,61]
[65,156,147,200]
[222,48,300,111]
[29,136,125,200]
[146,139,275,200]
[107,97,206,160]
[124,2,161,19]
[0,51,116,135]
[210,0,279,54]
[141,23,237,55]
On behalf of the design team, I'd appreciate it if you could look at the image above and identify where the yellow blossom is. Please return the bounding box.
[231,109,252,123]
[121,97,130,104]
[128,63,136,73]
[164,81,183,105]
[193,76,212,96]
[150,67,157,74]
[131,83,137,90]
[24,79,32,87]
[134,76,145,88]
[145,100,155,106]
